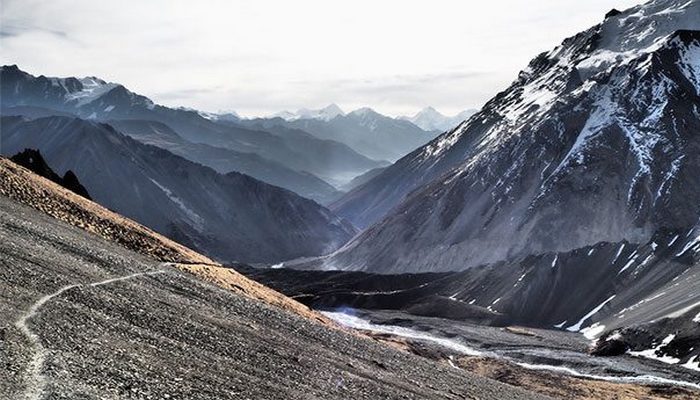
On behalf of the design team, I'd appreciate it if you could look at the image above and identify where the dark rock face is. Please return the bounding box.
[10,149,91,200]
[1,116,357,263]
[590,337,628,356]
[605,8,622,18]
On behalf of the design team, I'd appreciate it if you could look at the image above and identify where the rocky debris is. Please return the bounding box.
[328,309,700,399]
[10,149,92,200]
[0,195,546,400]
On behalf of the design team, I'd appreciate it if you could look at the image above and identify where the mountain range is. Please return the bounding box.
[329,0,700,264]
[271,103,346,121]
[0,65,387,198]
[0,115,357,263]
[248,107,440,162]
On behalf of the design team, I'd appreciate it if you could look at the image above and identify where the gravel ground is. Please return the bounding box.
[0,195,548,400]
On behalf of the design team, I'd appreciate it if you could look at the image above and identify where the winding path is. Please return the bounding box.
[14,268,167,400]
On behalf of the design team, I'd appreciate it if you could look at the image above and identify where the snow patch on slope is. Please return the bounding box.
[628,334,681,364]
[148,178,204,230]
[65,77,119,107]
[567,295,616,333]
[323,311,482,356]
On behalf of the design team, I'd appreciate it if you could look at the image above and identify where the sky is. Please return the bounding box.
[1,0,643,118]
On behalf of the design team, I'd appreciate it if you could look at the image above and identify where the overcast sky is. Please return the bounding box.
[1,0,643,117]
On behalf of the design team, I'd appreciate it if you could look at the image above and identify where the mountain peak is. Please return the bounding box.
[274,104,345,121]
[321,103,345,115]
[401,107,477,132]
[604,8,622,19]
[349,107,376,117]
[1,64,20,71]
[414,106,443,118]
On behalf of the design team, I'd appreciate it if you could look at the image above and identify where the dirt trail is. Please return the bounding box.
[14,268,167,400]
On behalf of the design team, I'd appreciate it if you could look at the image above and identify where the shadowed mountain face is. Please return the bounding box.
[224,119,391,187]
[0,115,357,263]
[106,119,341,204]
[0,65,385,193]
[327,1,700,272]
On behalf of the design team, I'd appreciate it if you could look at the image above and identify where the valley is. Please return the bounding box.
[1,0,700,398]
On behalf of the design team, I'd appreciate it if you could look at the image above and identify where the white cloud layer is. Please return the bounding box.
[0,0,642,117]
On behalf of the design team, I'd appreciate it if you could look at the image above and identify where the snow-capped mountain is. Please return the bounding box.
[272,104,346,121]
[0,66,155,118]
[329,0,700,271]
[400,107,477,132]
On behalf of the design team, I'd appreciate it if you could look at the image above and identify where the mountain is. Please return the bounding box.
[9,148,91,200]
[306,0,700,370]
[332,0,700,236]
[0,115,357,263]
[272,107,439,162]
[400,107,478,132]
[107,119,341,203]
[0,66,384,189]
[272,104,346,121]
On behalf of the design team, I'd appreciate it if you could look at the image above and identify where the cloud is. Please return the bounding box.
[155,87,224,101]
[0,0,643,117]
[0,23,69,39]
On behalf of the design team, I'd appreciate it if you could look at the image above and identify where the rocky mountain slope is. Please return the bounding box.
[0,65,384,192]
[0,117,356,263]
[0,159,545,400]
[294,0,700,374]
[263,232,700,367]
[329,0,700,267]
